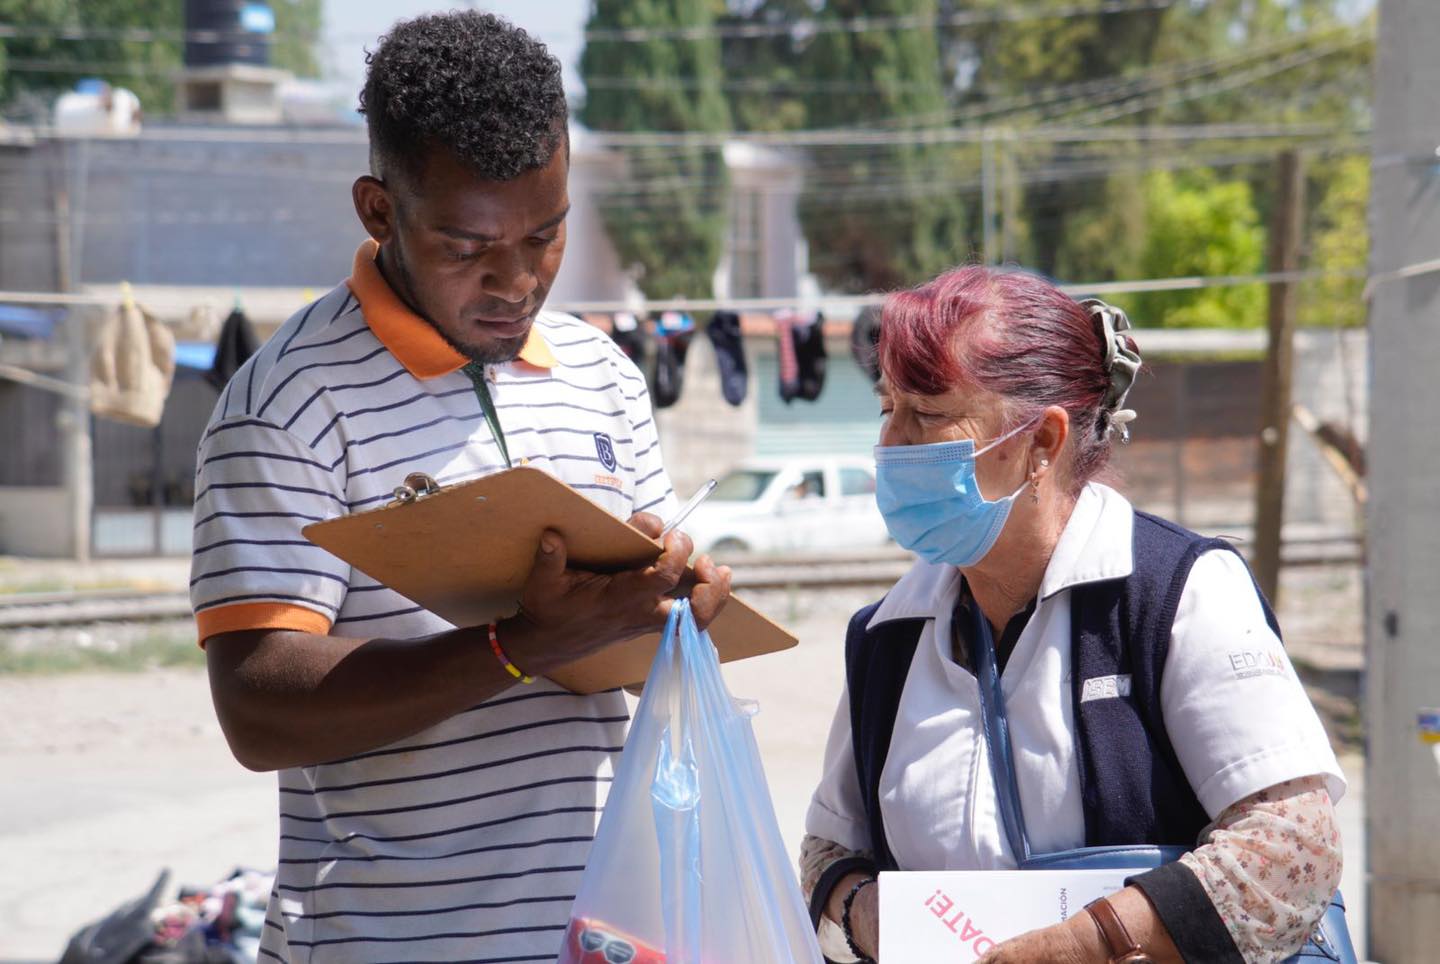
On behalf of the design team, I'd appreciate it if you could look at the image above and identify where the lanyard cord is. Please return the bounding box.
[462,362,512,469]
[970,599,1033,864]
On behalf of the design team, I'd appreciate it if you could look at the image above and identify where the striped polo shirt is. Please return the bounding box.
[190,240,678,963]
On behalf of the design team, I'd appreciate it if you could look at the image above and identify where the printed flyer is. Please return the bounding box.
[878,869,1133,961]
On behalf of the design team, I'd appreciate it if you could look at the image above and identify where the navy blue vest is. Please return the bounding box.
[846,510,1279,871]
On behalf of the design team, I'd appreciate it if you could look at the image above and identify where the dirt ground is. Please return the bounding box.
[0,577,1369,961]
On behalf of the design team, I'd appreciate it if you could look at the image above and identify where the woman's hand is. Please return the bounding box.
[825,872,880,961]
[847,880,880,960]
[977,913,1105,964]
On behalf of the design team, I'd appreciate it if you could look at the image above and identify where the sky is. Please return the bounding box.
[320,0,590,107]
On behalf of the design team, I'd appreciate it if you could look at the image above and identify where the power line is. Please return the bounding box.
[590,120,1367,149]
[0,1,1171,49]
[1059,33,1371,126]
[582,73,952,96]
[0,23,294,44]
[0,266,1374,316]
[583,0,1177,42]
[0,57,179,77]
[825,24,1369,130]
[592,143,1367,209]
[0,120,1361,150]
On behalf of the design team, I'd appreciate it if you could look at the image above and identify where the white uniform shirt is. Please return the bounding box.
[806,482,1344,871]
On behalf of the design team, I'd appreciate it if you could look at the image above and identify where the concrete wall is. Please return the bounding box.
[0,127,640,297]
[0,486,71,557]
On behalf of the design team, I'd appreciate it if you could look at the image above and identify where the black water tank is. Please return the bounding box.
[184,0,274,68]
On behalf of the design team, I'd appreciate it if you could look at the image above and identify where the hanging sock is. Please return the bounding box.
[705,310,748,406]
[775,308,801,404]
[609,311,648,367]
[651,312,694,409]
[794,310,828,402]
[850,304,883,384]
[205,307,260,391]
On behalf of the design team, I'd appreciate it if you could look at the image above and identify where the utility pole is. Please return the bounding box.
[1252,149,1305,604]
[1001,130,1019,264]
[980,128,997,264]
[53,140,92,563]
[1366,0,1440,959]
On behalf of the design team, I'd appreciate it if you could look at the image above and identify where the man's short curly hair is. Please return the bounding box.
[359,11,568,184]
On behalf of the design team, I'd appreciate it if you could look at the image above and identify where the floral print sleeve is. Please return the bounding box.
[1179,775,1343,963]
[800,833,873,963]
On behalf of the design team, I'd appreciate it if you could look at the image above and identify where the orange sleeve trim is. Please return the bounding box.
[196,602,334,648]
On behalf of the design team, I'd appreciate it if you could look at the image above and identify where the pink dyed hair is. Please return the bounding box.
[878,265,1135,490]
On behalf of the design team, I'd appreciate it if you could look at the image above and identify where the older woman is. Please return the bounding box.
[802,267,1345,963]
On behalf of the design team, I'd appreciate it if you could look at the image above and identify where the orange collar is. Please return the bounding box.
[347,239,556,379]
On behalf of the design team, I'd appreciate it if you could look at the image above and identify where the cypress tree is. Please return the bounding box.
[580,0,732,299]
[797,0,968,292]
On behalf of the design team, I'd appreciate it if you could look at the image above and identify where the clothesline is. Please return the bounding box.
[0,264,1399,319]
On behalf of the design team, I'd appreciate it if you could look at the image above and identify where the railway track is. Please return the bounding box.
[0,588,191,629]
[0,536,1360,629]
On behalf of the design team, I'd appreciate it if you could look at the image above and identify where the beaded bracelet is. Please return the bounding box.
[841,876,877,964]
[487,622,533,684]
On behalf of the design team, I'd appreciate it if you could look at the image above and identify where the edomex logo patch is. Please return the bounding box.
[594,432,618,473]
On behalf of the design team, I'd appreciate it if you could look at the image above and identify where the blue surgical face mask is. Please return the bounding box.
[874,421,1034,568]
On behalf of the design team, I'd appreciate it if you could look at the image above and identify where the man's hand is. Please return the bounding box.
[626,512,732,630]
[502,512,732,676]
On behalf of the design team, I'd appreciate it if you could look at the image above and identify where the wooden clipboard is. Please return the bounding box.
[302,466,798,694]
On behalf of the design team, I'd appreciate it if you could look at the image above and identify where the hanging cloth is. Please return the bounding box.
[609,311,649,367]
[851,304,883,384]
[651,311,694,409]
[776,309,801,404]
[90,297,176,428]
[705,310,748,406]
[205,307,260,391]
[794,310,828,402]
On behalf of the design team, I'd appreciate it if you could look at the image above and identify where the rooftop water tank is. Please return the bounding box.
[54,80,142,136]
[183,0,276,68]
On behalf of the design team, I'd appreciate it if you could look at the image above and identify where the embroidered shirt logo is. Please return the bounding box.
[593,432,618,472]
[1227,648,1289,680]
[1080,674,1133,703]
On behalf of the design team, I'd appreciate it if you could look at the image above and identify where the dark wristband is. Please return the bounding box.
[841,876,877,964]
[1126,862,1244,963]
[809,855,877,931]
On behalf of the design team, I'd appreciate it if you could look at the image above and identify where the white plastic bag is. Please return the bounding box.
[559,599,823,964]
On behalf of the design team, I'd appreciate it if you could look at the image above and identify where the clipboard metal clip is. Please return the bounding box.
[388,472,443,507]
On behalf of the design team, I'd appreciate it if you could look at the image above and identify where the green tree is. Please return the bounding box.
[1300,154,1368,328]
[716,0,810,133]
[270,0,323,79]
[0,0,182,114]
[796,0,967,292]
[1122,168,1266,329]
[580,0,731,299]
[0,1,325,117]
[1053,165,1147,285]
[940,0,1371,280]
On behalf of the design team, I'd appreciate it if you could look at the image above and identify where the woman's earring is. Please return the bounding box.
[1030,459,1049,504]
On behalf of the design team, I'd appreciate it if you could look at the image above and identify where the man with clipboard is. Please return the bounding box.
[189,13,731,962]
